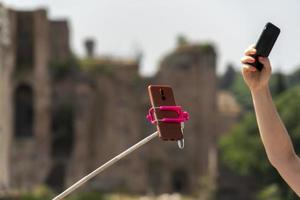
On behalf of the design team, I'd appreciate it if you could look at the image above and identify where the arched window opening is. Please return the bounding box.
[45,163,65,192]
[51,103,74,158]
[171,169,189,193]
[14,84,34,138]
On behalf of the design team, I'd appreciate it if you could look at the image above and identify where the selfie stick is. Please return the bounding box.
[52,131,159,200]
[53,106,189,200]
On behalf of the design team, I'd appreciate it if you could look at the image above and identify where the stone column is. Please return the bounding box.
[0,3,11,189]
[32,10,51,183]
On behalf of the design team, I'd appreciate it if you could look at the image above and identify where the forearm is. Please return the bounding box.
[251,86,296,166]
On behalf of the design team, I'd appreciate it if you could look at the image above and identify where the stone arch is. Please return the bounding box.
[51,101,74,158]
[171,168,189,193]
[14,83,34,138]
[46,101,74,191]
[45,162,65,192]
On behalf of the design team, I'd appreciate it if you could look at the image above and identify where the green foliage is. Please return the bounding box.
[67,191,105,200]
[219,64,236,90]
[219,112,267,175]
[79,58,114,76]
[175,34,215,54]
[222,70,287,111]
[229,73,253,111]
[50,56,80,81]
[269,72,287,97]
[276,87,300,153]
[16,185,107,200]
[20,190,104,200]
[21,194,40,200]
[287,66,300,87]
[219,86,300,199]
[194,43,215,53]
[20,185,54,200]
[256,184,282,200]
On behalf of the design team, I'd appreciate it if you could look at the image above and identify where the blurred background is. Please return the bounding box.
[1,0,300,199]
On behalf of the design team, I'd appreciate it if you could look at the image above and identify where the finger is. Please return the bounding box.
[241,56,255,64]
[243,64,257,72]
[245,44,255,51]
[244,45,256,56]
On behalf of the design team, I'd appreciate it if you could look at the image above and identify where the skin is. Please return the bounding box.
[241,45,300,196]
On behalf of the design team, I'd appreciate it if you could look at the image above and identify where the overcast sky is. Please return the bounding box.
[4,0,300,76]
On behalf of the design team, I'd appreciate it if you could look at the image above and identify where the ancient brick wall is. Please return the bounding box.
[147,44,218,193]
[8,9,51,189]
[1,6,240,198]
[49,20,70,64]
[0,3,13,189]
[64,44,219,194]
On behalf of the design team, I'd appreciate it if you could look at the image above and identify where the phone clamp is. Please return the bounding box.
[146,106,190,149]
[146,106,189,124]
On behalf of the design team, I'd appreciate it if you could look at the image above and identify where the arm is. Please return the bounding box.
[252,87,300,196]
[241,46,300,196]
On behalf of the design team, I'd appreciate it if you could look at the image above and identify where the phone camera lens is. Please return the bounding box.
[160,88,166,100]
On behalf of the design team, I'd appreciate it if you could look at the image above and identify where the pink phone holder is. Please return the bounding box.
[146,106,190,124]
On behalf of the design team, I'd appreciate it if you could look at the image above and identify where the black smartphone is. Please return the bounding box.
[252,22,280,71]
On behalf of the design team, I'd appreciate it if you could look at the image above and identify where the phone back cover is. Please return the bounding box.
[256,22,280,57]
[148,85,183,140]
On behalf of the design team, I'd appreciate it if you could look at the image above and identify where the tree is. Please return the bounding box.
[270,72,287,97]
[287,66,300,87]
[230,74,253,111]
[219,63,236,90]
[217,64,253,111]
[219,86,300,199]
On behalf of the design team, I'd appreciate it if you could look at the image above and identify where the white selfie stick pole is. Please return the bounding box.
[52,131,159,200]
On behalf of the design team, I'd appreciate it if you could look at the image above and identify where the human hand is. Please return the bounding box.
[241,45,272,91]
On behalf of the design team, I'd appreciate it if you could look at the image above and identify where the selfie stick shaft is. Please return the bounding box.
[52,131,159,200]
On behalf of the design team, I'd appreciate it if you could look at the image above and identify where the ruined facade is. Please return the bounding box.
[0,3,11,189]
[0,6,239,197]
